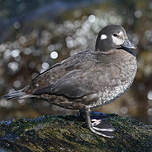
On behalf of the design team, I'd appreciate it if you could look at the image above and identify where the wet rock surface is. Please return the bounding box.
[0,114,152,152]
[0,0,152,125]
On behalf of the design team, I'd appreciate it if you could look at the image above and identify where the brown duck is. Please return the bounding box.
[4,25,137,138]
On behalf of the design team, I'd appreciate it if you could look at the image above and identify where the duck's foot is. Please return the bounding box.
[85,107,115,138]
[90,118,115,138]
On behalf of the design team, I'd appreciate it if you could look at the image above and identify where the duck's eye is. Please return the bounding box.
[113,34,118,37]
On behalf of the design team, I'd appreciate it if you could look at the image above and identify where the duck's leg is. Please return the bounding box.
[85,106,115,138]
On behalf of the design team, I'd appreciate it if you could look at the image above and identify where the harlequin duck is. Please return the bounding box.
[4,25,137,138]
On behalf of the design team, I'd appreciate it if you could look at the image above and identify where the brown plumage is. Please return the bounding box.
[4,25,137,138]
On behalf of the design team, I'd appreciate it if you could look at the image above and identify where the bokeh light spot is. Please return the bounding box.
[50,51,58,59]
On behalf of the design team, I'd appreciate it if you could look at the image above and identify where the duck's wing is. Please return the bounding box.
[33,69,95,98]
[26,50,94,95]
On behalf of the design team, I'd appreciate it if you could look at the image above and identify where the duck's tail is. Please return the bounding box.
[4,87,35,100]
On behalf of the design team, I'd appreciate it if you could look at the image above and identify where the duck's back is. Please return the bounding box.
[26,50,97,95]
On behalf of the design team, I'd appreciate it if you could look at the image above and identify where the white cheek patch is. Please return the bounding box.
[119,31,123,37]
[112,35,124,45]
[100,34,107,40]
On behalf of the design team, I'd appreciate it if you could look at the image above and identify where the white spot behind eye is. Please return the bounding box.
[100,34,107,40]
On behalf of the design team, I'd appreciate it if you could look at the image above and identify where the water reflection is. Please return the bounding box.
[0,0,152,124]
[8,62,19,72]
[50,51,58,59]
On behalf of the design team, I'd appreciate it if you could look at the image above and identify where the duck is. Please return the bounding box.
[4,24,137,138]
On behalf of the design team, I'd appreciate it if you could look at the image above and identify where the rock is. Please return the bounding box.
[0,114,152,152]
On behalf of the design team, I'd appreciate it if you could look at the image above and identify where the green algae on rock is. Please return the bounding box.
[0,114,152,152]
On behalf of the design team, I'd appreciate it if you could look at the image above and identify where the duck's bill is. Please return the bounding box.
[121,39,136,49]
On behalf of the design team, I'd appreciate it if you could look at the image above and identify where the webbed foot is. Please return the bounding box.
[85,107,115,138]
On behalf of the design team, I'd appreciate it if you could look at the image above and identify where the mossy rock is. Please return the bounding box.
[0,114,152,152]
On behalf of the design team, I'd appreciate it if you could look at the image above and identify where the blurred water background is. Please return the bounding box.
[0,0,152,124]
